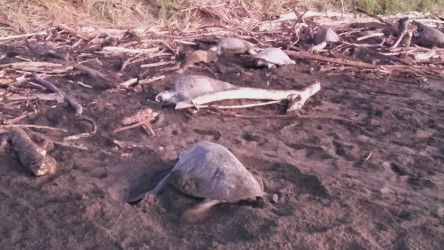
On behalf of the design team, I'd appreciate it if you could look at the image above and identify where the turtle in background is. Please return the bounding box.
[129,141,277,223]
[252,48,296,68]
[209,37,258,55]
[309,26,340,52]
[413,21,444,48]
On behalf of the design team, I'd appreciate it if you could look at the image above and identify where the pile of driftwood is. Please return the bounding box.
[0,8,443,176]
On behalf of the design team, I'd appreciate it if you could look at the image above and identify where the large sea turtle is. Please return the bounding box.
[131,141,275,223]
[252,48,296,68]
[209,37,257,55]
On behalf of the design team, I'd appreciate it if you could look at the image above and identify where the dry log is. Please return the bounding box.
[8,127,57,176]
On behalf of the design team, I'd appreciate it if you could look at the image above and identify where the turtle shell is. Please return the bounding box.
[253,48,295,66]
[415,22,444,48]
[169,141,263,202]
[212,38,254,54]
[156,75,235,104]
[313,27,340,44]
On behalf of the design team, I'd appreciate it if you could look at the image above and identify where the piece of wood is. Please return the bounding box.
[355,7,394,29]
[284,50,378,69]
[58,24,95,41]
[8,127,57,176]
[0,31,47,41]
[31,73,83,116]
[69,62,114,87]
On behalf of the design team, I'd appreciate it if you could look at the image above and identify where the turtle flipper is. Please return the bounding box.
[181,199,220,223]
[127,173,171,204]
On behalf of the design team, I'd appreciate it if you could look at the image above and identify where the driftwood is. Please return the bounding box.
[8,127,57,176]
[0,62,73,74]
[114,108,159,135]
[355,7,395,30]
[284,50,378,69]
[58,24,95,41]
[69,62,114,87]
[391,18,412,49]
[31,73,83,116]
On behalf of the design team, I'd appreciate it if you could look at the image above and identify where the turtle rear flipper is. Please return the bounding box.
[181,199,221,223]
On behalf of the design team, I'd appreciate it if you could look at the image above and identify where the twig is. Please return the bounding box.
[114,120,151,133]
[355,7,394,28]
[5,112,34,124]
[69,62,114,87]
[356,32,385,41]
[0,124,67,132]
[58,24,94,41]
[31,73,83,116]
[30,131,88,150]
[101,46,158,54]
[365,151,373,161]
[0,31,47,41]
[286,8,308,36]
[141,61,175,68]
[139,76,166,85]
[118,78,138,88]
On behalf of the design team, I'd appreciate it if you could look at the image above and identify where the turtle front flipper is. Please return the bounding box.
[127,173,171,204]
[181,199,221,223]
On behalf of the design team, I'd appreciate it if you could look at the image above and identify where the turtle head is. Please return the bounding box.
[209,45,222,55]
[155,90,186,104]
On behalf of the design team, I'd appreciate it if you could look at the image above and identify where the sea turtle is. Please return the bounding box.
[155,75,235,104]
[209,37,257,55]
[131,141,275,223]
[252,48,296,68]
[413,21,444,48]
[309,27,340,52]
[313,26,340,45]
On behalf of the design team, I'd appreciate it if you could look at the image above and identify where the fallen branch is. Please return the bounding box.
[0,31,47,41]
[58,24,95,41]
[31,73,83,116]
[8,127,57,176]
[355,7,394,29]
[356,32,385,41]
[391,18,412,49]
[284,50,378,69]
[69,62,114,87]
[0,62,73,74]
[101,46,158,54]
[0,124,67,132]
[139,75,166,85]
[118,78,138,88]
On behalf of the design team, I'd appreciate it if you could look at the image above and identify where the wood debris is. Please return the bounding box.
[7,127,57,176]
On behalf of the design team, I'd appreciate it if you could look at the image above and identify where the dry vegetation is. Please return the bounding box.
[1,0,443,36]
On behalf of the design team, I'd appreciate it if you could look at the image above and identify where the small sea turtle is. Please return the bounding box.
[253,48,295,68]
[309,27,340,52]
[209,37,257,55]
[131,141,275,223]
[155,75,234,104]
[313,27,340,45]
[413,21,444,48]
